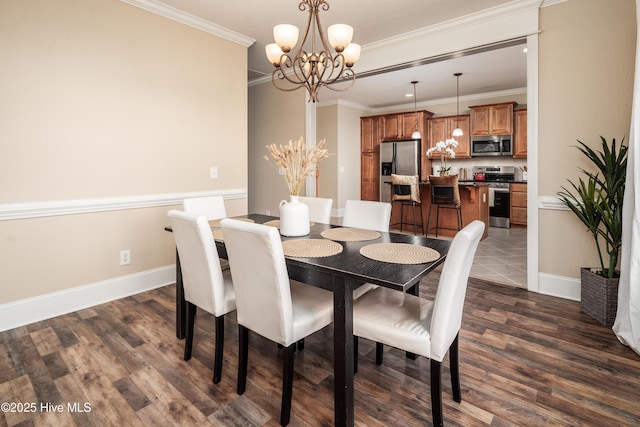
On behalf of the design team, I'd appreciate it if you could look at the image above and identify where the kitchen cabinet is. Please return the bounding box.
[381,111,431,140]
[426,115,471,159]
[360,152,380,201]
[513,109,527,158]
[510,182,527,226]
[469,102,517,136]
[361,111,432,200]
[361,116,381,152]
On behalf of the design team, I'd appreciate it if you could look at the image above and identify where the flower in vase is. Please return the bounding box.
[264,137,331,196]
[426,138,458,174]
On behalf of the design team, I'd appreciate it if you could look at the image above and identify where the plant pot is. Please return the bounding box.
[580,267,619,327]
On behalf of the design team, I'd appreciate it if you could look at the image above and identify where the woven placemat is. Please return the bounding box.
[320,227,380,242]
[263,219,315,229]
[360,243,440,265]
[282,239,343,258]
[209,217,254,228]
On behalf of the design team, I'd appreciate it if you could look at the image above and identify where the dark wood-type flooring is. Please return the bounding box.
[2,272,639,426]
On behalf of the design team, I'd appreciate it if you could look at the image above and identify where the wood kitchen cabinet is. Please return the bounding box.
[381,111,432,140]
[361,116,381,152]
[510,182,527,226]
[469,102,517,136]
[360,152,380,201]
[426,115,471,159]
[513,109,528,158]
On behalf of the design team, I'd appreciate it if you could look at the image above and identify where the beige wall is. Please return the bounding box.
[0,0,248,304]
[538,0,635,279]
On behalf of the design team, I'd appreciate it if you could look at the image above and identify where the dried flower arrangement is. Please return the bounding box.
[264,137,331,196]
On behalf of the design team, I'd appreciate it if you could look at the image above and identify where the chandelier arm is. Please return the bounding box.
[272,71,306,92]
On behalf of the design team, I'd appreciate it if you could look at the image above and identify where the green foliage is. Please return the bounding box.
[558,136,627,278]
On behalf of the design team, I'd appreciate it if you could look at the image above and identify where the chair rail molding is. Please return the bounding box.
[0,189,247,221]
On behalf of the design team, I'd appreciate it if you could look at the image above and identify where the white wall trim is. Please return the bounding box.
[538,272,581,301]
[0,189,247,221]
[539,195,570,210]
[0,266,176,332]
[120,0,255,47]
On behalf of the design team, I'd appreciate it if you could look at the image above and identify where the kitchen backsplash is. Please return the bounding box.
[439,157,528,181]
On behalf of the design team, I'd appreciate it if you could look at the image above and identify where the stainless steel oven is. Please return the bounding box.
[471,135,512,157]
[473,166,515,228]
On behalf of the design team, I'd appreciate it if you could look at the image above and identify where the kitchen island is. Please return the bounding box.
[388,181,490,239]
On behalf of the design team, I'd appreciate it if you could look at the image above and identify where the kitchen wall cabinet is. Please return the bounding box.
[426,115,471,160]
[469,102,517,136]
[381,111,431,140]
[513,109,528,158]
[510,182,527,226]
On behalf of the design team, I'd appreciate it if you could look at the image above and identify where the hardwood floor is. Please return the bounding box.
[2,273,639,426]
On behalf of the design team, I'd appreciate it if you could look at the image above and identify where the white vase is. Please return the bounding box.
[279,195,310,236]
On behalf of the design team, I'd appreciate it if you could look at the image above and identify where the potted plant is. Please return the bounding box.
[558,136,628,326]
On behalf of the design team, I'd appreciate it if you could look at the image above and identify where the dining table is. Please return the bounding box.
[165,213,450,427]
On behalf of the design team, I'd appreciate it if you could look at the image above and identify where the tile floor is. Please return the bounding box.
[471,225,527,288]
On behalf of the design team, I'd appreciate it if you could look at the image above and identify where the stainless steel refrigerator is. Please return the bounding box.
[379,139,421,202]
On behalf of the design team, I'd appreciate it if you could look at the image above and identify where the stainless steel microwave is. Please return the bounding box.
[471,135,512,157]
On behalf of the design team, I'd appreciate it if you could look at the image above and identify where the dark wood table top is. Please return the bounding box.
[215,214,450,293]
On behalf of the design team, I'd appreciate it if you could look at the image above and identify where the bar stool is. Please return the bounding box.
[390,174,424,235]
[426,175,462,237]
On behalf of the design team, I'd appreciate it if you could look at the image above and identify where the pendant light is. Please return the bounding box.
[411,81,421,139]
[452,73,464,137]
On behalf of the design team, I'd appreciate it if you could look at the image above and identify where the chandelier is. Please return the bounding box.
[452,73,464,137]
[265,0,361,103]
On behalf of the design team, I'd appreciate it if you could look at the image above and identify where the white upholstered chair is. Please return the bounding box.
[342,199,392,298]
[342,199,392,232]
[352,220,485,426]
[167,210,236,384]
[183,195,229,269]
[297,196,333,224]
[220,218,334,426]
[183,195,227,221]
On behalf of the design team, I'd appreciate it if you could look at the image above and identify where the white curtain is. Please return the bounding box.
[613,0,640,355]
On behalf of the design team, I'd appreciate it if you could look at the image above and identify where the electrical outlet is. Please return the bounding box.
[210,166,218,179]
[120,249,131,266]
[266,210,270,215]
[278,167,285,176]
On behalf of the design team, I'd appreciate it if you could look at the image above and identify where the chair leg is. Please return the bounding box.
[353,336,359,374]
[419,202,425,235]
[412,202,418,234]
[435,205,440,237]
[426,203,433,237]
[184,302,196,361]
[376,342,384,365]
[213,315,224,384]
[281,344,295,426]
[297,339,305,351]
[237,325,249,395]
[450,334,461,403]
[400,201,404,232]
[430,359,443,427]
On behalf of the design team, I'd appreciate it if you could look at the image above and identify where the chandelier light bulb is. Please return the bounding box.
[273,24,299,52]
[342,43,361,67]
[328,24,353,51]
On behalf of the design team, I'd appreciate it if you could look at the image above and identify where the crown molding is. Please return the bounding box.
[120,0,255,47]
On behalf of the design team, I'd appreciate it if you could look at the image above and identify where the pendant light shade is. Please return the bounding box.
[452,73,463,137]
[411,81,421,139]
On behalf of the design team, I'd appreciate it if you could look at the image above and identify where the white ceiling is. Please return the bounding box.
[151,0,527,108]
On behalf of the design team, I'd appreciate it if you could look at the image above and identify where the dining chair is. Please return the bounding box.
[183,195,230,269]
[220,218,334,426]
[297,196,333,224]
[390,174,424,235]
[426,175,462,237]
[183,195,227,221]
[342,199,392,232]
[352,220,485,427]
[167,210,236,384]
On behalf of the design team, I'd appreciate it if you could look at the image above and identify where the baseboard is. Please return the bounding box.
[538,272,581,301]
[0,265,176,332]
